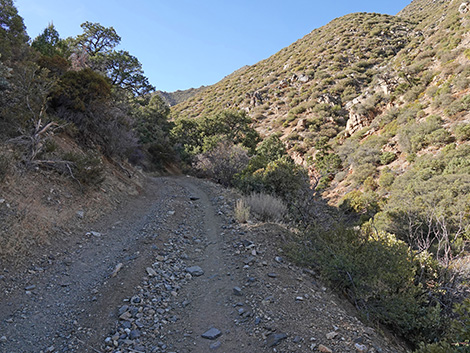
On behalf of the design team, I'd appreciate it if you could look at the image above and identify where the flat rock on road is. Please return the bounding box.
[0,176,407,353]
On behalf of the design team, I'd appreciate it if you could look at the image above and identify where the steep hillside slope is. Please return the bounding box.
[157,86,207,106]
[172,0,470,201]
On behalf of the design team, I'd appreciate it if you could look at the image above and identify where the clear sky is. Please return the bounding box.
[15,0,412,92]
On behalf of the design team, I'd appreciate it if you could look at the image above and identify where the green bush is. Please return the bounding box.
[339,190,380,222]
[454,123,470,141]
[380,151,397,165]
[378,167,395,189]
[383,144,470,262]
[288,226,446,347]
[398,115,447,153]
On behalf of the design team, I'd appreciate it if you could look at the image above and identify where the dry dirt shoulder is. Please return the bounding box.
[0,176,407,353]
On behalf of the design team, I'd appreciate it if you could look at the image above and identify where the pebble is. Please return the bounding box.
[266,332,287,347]
[146,267,157,277]
[185,266,204,276]
[355,343,368,352]
[201,328,222,340]
[326,331,338,339]
[210,341,222,349]
[318,344,333,353]
[233,286,243,296]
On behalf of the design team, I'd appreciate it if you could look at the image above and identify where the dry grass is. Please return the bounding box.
[234,199,250,223]
[244,192,287,222]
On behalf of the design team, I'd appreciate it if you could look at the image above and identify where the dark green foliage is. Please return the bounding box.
[256,157,309,201]
[255,135,287,162]
[454,123,470,142]
[51,68,138,158]
[287,226,447,348]
[37,55,70,78]
[31,24,68,58]
[92,50,154,96]
[53,68,111,112]
[339,190,380,222]
[314,137,342,189]
[171,110,260,162]
[236,151,310,205]
[133,95,174,169]
[62,151,105,186]
[0,0,29,62]
[73,21,120,56]
[415,298,470,353]
[383,144,470,262]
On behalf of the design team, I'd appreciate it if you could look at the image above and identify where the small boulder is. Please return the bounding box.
[186,266,204,276]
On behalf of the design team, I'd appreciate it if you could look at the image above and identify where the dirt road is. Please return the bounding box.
[0,176,407,353]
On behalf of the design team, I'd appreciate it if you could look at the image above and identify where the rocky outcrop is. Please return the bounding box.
[459,2,469,14]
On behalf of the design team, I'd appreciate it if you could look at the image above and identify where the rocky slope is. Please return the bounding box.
[157,86,207,106]
[171,0,470,202]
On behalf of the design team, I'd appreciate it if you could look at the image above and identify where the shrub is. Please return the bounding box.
[193,141,249,187]
[234,199,250,223]
[454,123,470,141]
[243,193,287,222]
[352,163,376,185]
[63,151,105,186]
[383,145,470,263]
[398,115,447,153]
[339,190,380,222]
[378,167,395,189]
[254,157,309,202]
[380,151,397,165]
[288,226,446,347]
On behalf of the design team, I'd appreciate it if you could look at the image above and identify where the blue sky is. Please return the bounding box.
[15,0,412,92]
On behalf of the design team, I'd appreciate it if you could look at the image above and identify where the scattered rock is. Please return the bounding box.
[326,331,338,339]
[459,2,469,14]
[355,343,368,352]
[210,341,222,349]
[25,285,36,291]
[266,332,287,347]
[111,263,123,278]
[186,266,204,276]
[146,267,157,277]
[318,344,333,353]
[201,328,222,340]
[233,286,243,296]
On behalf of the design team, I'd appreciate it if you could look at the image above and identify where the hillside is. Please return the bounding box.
[172,0,470,199]
[157,86,207,106]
